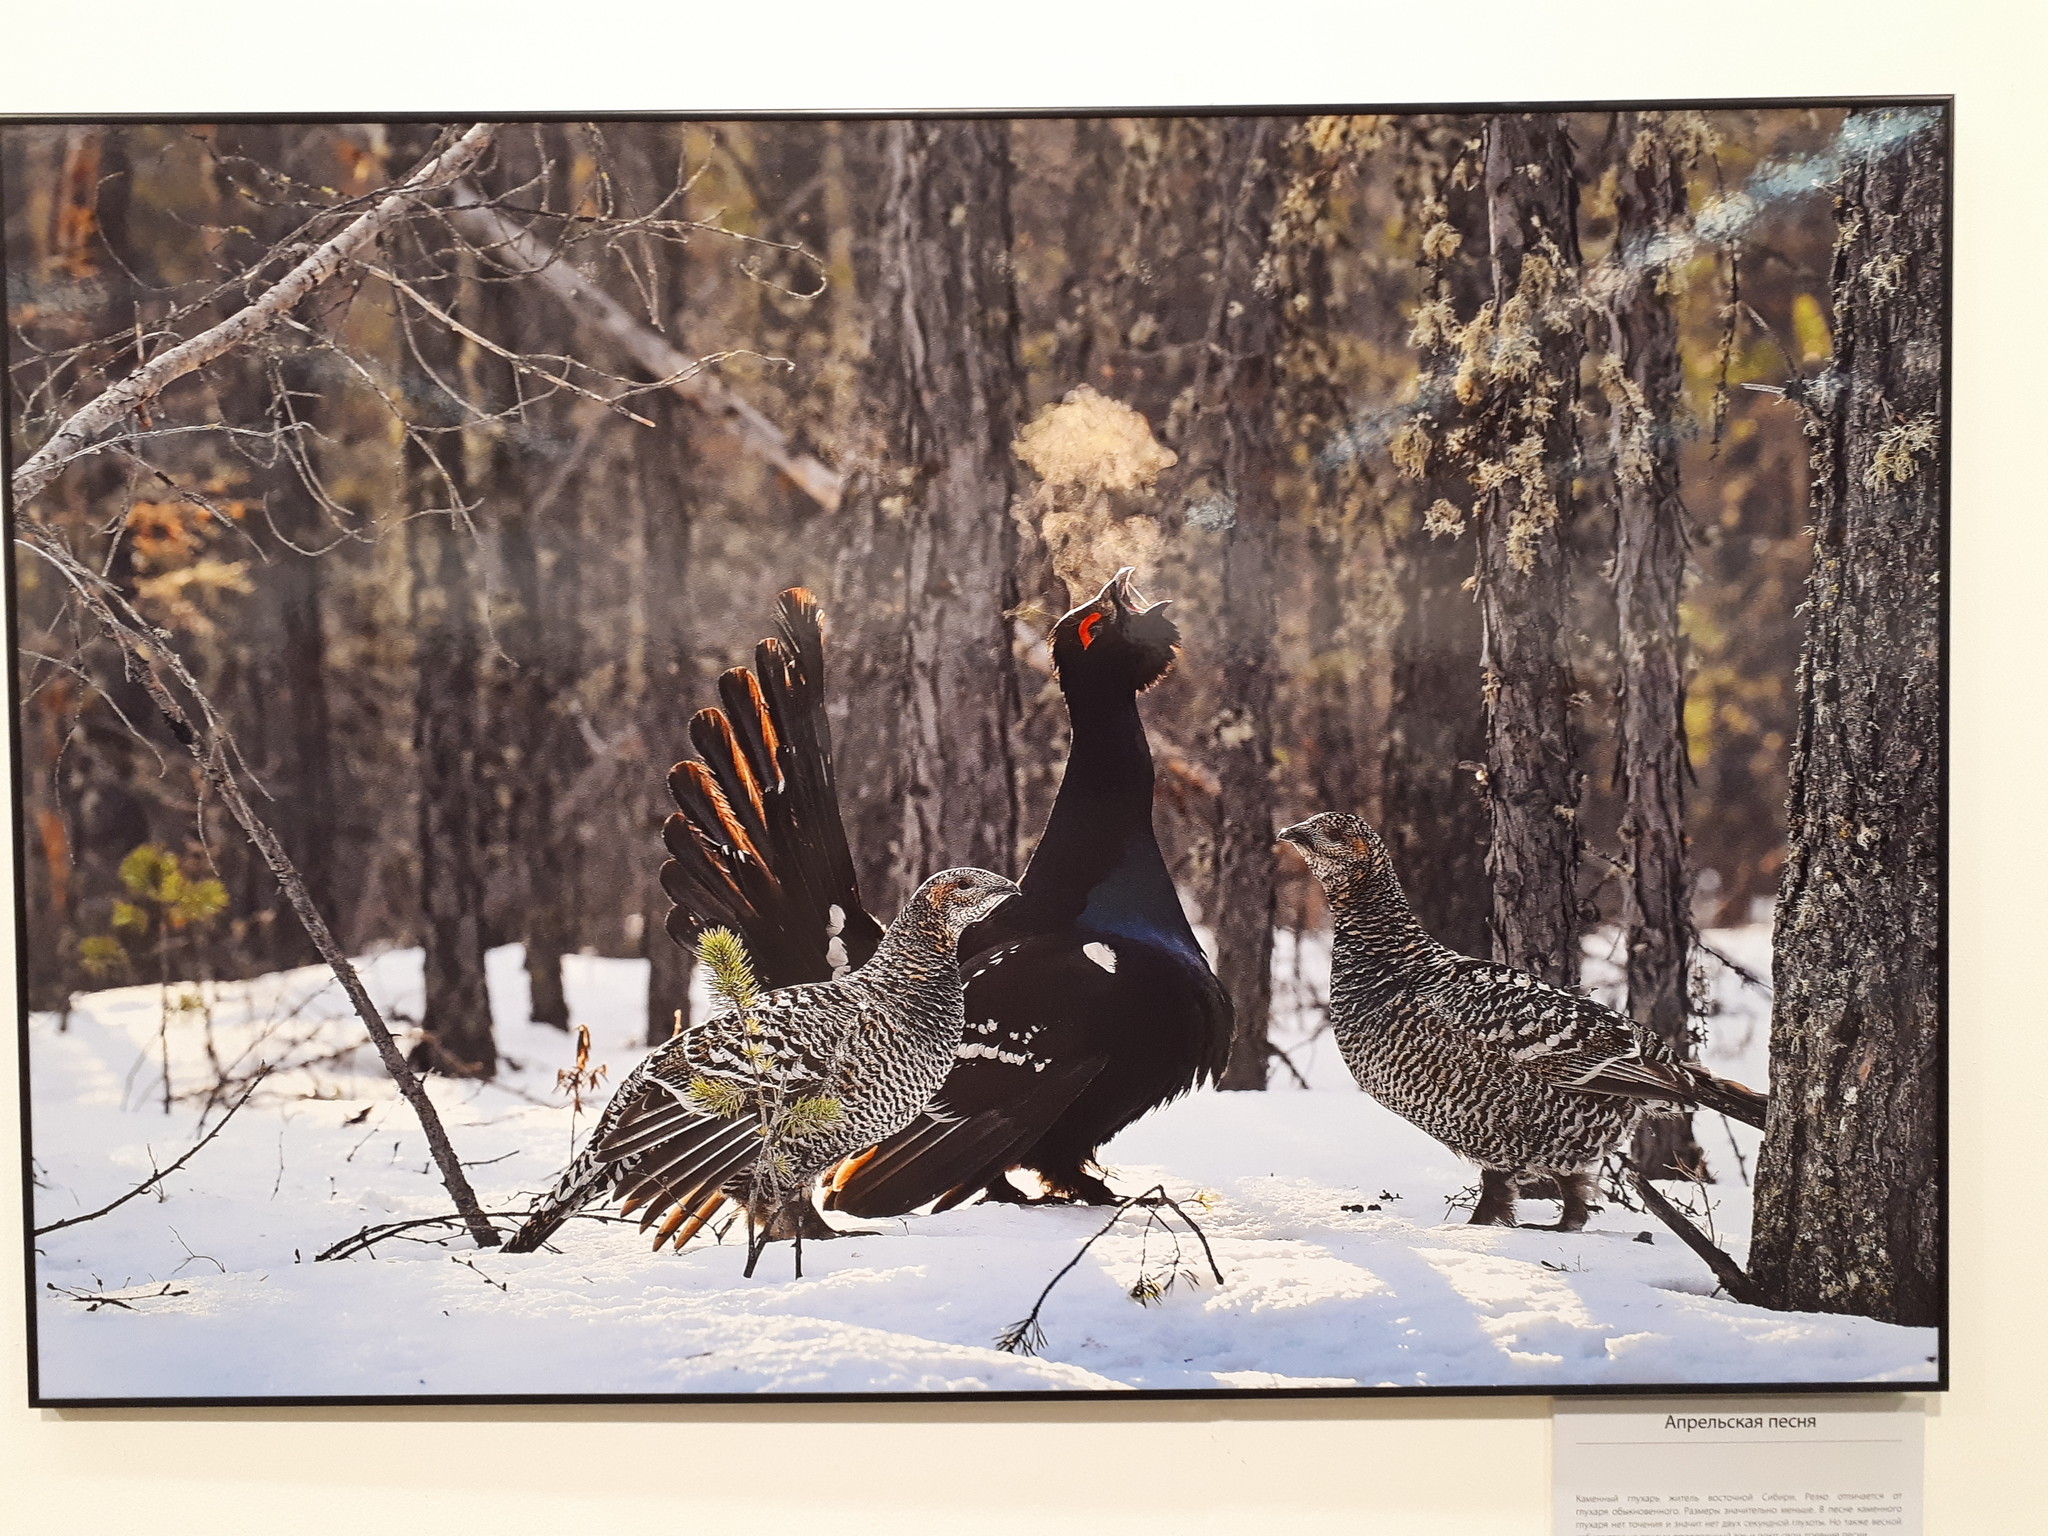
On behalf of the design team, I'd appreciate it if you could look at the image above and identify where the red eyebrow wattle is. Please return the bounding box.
[1078,613,1102,648]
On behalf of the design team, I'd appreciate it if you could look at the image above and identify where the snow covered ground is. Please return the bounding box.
[23,928,1938,1400]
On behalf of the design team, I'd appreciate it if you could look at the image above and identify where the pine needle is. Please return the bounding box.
[695,926,763,1017]
[684,1076,749,1119]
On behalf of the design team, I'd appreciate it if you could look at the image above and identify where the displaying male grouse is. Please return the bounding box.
[505,866,1018,1256]
[1279,811,1768,1231]
[660,572,1231,1217]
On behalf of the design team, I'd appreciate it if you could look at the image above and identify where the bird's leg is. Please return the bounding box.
[1469,1168,1521,1227]
[1537,1171,1600,1233]
[759,1194,862,1243]
[976,1175,1034,1205]
[1029,1166,1124,1206]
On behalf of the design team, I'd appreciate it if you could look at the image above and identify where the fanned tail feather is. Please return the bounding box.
[1675,1065,1770,1131]
[503,1143,612,1254]
[1563,1057,1770,1132]
[657,588,885,991]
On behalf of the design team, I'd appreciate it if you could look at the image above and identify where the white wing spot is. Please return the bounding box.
[825,936,849,970]
[1083,942,1118,974]
[826,903,846,936]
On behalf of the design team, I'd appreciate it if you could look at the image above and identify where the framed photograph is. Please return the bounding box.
[6,99,1947,1404]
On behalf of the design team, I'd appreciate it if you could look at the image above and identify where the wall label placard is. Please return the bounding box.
[1553,1397,1922,1534]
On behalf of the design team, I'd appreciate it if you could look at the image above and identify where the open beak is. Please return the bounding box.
[1095,566,1171,617]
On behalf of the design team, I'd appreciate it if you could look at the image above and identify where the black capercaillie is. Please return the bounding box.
[661,577,1231,1217]
[1279,811,1767,1230]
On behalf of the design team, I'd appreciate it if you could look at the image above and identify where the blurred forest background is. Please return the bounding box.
[7,110,1843,1065]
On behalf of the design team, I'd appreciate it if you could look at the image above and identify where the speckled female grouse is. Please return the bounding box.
[1280,812,1768,1231]
[660,573,1231,1217]
[505,867,1017,1255]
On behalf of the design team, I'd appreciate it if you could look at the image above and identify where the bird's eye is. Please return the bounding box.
[1077,613,1103,649]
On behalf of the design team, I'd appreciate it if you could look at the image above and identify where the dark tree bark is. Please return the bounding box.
[1474,113,1586,985]
[830,120,1025,908]
[641,399,699,1047]
[1199,118,1285,1091]
[266,435,341,961]
[408,500,495,1075]
[1383,120,1492,958]
[1380,534,1491,957]
[494,458,585,1030]
[401,188,496,1076]
[1748,109,1946,1328]
[1606,112,1705,1179]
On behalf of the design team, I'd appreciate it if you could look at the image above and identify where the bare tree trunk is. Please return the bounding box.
[1606,112,1705,1179]
[1383,120,1492,958]
[495,465,584,1030]
[1474,113,1586,985]
[1748,108,1946,1328]
[403,200,496,1075]
[479,205,589,1030]
[269,432,342,959]
[641,420,699,1046]
[1200,118,1284,1091]
[1381,534,1491,956]
[834,120,1026,905]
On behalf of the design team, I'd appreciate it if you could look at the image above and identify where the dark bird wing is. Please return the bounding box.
[596,1074,764,1251]
[825,932,1206,1216]
[659,588,885,990]
[500,1046,758,1255]
[825,1053,1106,1218]
[1441,959,1770,1130]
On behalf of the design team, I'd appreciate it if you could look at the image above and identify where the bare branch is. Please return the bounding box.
[358,260,657,427]
[16,523,502,1248]
[1629,1167,1765,1306]
[33,1071,268,1237]
[447,188,845,512]
[11,123,497,510]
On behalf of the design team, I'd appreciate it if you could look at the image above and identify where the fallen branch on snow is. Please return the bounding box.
[314,1208,650,1262]
[1628,1166,1766,1307]
[46,1282,191,1312]
[995,1184,1224,1357]
[33,1071,269,1238]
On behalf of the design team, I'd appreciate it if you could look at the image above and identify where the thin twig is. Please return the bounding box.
[314,1207,640,1262]
[995,1184,1225,1355]
[12,124,496,508]
[17,525,501,1248]
[33,1071,268,1237]
[1699,937,1773,997]
[448,188,844,512]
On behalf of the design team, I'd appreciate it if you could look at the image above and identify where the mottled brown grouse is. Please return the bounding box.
[504,867,1018,1256]
[1280,811,1768,1230]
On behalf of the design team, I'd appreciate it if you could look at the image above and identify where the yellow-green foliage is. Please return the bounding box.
[118,842,229,929]
[685,1076,751,1119]
[779,1095,846,1139]
[78,934,129,978]
[695,927,763,1018]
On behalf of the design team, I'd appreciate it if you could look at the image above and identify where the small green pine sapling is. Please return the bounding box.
[691,926,847,1277]
[82,843,231,1114]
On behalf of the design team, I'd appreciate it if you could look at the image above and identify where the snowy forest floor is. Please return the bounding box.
[23,926,1938,1399]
